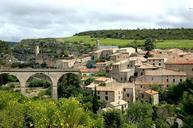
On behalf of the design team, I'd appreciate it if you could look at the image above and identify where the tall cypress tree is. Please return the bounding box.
[92,86,99,114]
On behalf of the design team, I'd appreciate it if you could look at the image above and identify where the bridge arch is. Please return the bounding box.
[0,73,20,91]
[25,73,53,97]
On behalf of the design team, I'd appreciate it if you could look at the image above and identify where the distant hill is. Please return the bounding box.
[16,28,193,49]
[75,28,193,40]
[6,41,18,46]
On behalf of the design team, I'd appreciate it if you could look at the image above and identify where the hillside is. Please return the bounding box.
[56,36,193,49]
[75,28,193,40]
[18,28,193,49]
[18,35,193,49]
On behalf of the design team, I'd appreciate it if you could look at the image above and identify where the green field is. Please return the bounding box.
[56,36,193,49]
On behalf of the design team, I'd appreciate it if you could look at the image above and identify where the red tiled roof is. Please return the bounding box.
[166,60,193,65]
[80,68,99,73]
[145,89,158,95]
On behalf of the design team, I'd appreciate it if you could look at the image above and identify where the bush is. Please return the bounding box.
[28,80,51,88]
[103,109,124,128]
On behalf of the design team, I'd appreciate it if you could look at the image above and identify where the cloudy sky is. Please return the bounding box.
[0,0,193,41]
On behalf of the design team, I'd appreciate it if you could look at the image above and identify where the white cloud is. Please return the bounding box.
[0,0,192,41]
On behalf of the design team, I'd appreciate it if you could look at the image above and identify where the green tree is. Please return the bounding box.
[84,77,95,85]
[165,79,193,104]
[86,60,96,68]
[58,73,82,98]
[103,109,124,128]
[92,86,99,114]
[0,91,27,127]
[28,79,51,88]
[144,37,155,51]
[129,40,143,52]
[126,102,153,128]
[179,92,193,128]
[0,91,104,128]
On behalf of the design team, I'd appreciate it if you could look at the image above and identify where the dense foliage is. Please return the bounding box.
[0,40,11,55]
[156,79,193,127]
[0,91,104,128]
[0,74,18,86]
[28,79,51,88]
[57,73,82,98]
[75,28,193,40]
[103,109,124,128]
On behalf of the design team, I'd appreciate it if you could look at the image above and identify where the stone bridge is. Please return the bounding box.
[0,68,81,99]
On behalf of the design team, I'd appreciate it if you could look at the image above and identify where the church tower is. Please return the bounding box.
[35,45,40,56]
[96,40,100,50]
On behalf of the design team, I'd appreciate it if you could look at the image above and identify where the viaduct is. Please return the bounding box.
[0,68,81,99]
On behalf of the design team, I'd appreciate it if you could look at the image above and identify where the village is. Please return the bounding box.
[21,39,191,113]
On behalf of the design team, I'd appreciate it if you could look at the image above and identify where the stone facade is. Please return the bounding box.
[55,59,76,69]
[142,89,159,105]
[110,52,129,63]
[165,62,193,80]
[147,57,166,68]
[135,69,187,97]
[96,62,107,71]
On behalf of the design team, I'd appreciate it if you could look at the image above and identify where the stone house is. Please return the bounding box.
[147,57,166,68]
[135,68,187,95]
[55,59,76,69]
[92,48,117,60]
[96,85,124,106]
[165,59,193,80]
[120,83,136,103]
[110,52,130,63]
[116,47,136,55]
[110,59,135,82]
[135,63,158,77]
[85,79,135,110]
[142,89,159,105]
[80,68,100,77]
[96,62,107,71]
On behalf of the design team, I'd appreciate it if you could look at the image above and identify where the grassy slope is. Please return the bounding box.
[56,36,193,49]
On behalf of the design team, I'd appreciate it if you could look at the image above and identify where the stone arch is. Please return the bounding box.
[0,73,20,89]
[25,72,53,98]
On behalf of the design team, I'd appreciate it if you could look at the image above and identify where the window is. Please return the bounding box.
[98,96,100,99]
[173,79,175,82]
[97,91,100,94]
[127,93,130,97]
[153,63,155,66]
[166,85,169,87]
[123,88,126,92]
[180,79,182,82]
[105,91,108,95]
[152,77,154,80]
[105,96,108,100]
[141,85,143,88]
[192,68,193,71]
[166,79,169,82]
[159,63,161,66]
[142,94,144,98]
